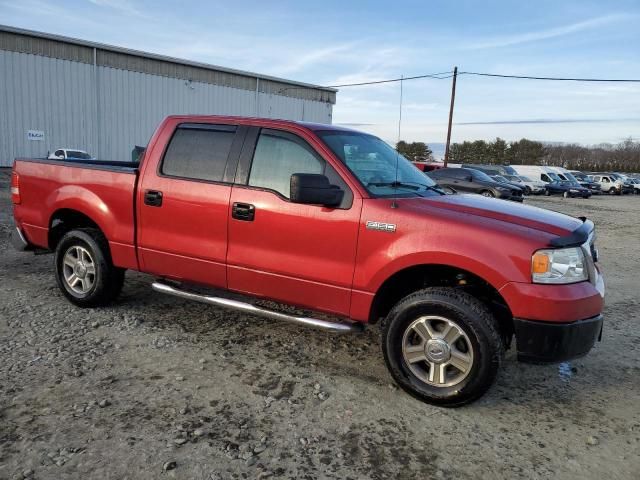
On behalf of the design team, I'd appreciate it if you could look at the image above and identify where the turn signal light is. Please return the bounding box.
[531,252,550,274]
[11,171,21,204]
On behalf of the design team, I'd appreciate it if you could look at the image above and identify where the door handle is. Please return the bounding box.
[232,202,255,221]
[144,190,163,207]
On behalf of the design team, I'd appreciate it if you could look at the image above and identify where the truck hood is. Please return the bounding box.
[403,193,582,237]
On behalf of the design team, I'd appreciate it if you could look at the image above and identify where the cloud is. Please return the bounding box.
[456,118,640,125]
[273,43,359,75]
[88,0,144,17]
[467,13,634,49]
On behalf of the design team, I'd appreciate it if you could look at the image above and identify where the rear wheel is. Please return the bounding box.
[55,229,125,307]
[545,189,551,196]
[481,190,495,198]
[381,288,503,407]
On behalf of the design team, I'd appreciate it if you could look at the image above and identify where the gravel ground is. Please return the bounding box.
[1,167,639,480]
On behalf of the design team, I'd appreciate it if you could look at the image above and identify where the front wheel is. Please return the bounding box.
[545,189,551,196]
[381,288,503,407]
[55,229,125,307]
[563,191,570,198]
[480,190,495,198]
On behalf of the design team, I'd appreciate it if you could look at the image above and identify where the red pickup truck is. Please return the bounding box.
[11,115,605,406]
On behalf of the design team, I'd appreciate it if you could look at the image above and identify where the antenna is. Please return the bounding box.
[391,74,404,209]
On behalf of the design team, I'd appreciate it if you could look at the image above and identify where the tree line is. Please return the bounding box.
[448,137,640,172]
[397,138,640,172]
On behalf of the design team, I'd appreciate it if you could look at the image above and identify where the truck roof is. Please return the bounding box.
[163,115,360,134]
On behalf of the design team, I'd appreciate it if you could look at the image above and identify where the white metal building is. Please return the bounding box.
[0,25,337,166]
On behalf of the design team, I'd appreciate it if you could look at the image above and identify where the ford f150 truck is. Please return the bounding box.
[11,115,605,406]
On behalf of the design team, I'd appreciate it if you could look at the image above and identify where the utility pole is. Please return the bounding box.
[444,66,458,167]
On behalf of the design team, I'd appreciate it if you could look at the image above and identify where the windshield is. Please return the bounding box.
[520,176,533,182]
[562,172,579,183]
[547,172,562,181]
[505,175,521,182]
[316,131,440,197]
[560,180,580,187]
[469,169,495,182]
[67,150,92,159]
[492,175,508,182]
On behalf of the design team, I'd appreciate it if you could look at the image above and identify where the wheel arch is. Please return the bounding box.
[368,263,514,347]
[48,208,106,251]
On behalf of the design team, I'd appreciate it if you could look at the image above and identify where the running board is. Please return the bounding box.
[151,282,364,333]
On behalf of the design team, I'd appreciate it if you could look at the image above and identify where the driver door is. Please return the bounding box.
[226,128,362,316]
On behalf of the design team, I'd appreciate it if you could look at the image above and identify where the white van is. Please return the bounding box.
[510,165,563,184]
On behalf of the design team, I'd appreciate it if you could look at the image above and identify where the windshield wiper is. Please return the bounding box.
[367,181,446,195]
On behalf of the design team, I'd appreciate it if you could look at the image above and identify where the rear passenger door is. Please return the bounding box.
[226,128,361,316]
[137,123,245,288]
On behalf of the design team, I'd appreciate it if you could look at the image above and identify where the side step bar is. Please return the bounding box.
[152,282,364,334]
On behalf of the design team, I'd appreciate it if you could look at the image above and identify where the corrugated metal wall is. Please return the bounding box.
[0,50,333,166]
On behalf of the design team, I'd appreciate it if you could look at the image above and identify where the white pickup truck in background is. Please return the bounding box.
[47,148,94,160]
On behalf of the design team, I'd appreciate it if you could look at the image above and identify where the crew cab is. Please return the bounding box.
[11,115,605,407]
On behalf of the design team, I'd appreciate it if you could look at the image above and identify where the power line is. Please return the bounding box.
[321,70,640,89]
[459,71,640,82]
[325,71,453,88]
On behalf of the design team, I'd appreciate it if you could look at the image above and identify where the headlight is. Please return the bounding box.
[531,247,588,284]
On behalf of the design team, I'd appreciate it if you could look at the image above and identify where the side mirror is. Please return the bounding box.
[290,173,344,207]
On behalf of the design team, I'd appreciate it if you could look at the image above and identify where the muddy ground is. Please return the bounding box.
[0,168,638,480]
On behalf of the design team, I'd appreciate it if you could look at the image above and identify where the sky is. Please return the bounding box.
[2,0,639,151]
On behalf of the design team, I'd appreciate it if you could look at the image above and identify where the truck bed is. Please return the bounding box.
[12,158,139,270]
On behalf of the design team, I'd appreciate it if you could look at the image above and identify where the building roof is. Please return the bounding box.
[0,24,336,104]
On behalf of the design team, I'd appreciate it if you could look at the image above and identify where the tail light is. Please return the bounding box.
[11,171,21,204]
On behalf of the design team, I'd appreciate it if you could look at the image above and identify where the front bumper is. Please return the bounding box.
[514,314,603,363]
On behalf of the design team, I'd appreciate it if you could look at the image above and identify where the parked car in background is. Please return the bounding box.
[545,180,592,198]
[412,161,445,172]
[609,173,635,194]
[590,174,623,195]
[428,167,524,202]
[489,175,526,194]
[569,171,602,194]
[11,115,605,406]
[626,177,640,194]
[48,148,94,160]
[510,165,564,185]
[461,163,518,176]
[502,174,546,195]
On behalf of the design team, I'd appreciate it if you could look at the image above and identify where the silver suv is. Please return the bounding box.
[590,174,623,195]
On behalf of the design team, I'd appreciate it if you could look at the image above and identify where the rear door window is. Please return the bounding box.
[161,124,236,182]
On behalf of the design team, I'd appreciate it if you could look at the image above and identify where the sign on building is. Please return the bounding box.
[27,130,45,141]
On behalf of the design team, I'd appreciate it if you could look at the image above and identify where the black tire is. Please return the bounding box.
[381,287,503,407]
[54,228,125,307]
[544,189,551,196]
[480,190,495,198]
[563,191,570,198]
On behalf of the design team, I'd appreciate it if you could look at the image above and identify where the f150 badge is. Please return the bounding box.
[366,221,396,233]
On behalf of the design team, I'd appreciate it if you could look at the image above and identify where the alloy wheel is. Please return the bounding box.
[401,315,474,387]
